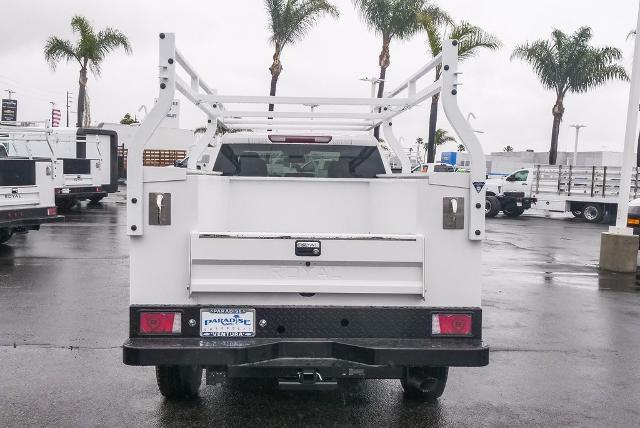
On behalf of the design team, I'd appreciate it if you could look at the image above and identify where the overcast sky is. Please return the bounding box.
[0,0,638,154]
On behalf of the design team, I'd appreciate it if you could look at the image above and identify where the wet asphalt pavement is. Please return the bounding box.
[1,190,639,427]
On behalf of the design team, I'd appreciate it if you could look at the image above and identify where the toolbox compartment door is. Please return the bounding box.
[189,232,425,295]
[62,158,94,187]
[0,159,40,207]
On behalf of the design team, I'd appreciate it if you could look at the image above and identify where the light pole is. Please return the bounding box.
[570,124,586,166]
[66,91,73,127]
[4,89,15,99]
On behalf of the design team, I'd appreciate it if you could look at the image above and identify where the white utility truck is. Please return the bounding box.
[123,33,489,401]
[1,126,119,210]
[0,134,62,244]
[487,166,640,223]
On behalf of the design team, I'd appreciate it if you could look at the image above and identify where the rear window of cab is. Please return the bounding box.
[212,143,385,178]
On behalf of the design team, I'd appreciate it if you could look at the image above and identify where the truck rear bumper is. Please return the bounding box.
[123,337,489,368]
[55,186,108,200]
[0,207,63,229]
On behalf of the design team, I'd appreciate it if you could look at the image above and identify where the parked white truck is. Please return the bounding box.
[1,126,119,210]
[487,165,639,223]
[123,33,489,401]
[0,135,63,244]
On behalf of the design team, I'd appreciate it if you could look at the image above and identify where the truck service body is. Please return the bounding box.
[0,131,63,244]
[2,127,119,209]
[123,33,489,400]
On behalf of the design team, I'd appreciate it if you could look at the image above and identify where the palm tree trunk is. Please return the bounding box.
[549,96,565,165]
[268,47,282,112]
[372,65,387,140]
[426,93,440,163]
[76,67,87,128]
[373,37,391,140]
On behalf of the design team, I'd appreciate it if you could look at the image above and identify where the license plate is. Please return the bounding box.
[200,308,255,337]
[61,188,70,194]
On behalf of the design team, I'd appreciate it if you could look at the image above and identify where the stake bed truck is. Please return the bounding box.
[123,33,489,401]
[487,165,640,222]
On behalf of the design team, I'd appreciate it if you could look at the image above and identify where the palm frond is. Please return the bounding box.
[434,128,455,146]
[90,28,132,75]
[43,36,79,69]
[513,26,628,96]
[450,21,501,60]
[352,0,424,41]
[420,16,500,61]
[417,6,446,56]
[511,40,562,92]
[267,0,339,48]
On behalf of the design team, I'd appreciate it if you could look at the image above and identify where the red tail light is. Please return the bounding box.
[268,135,332,143]
[432,314,472,336]
[47,207,57,216]
[140,312,181,334]
[55,188,61,194]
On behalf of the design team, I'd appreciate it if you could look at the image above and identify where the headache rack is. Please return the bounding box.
[127,33,486,241]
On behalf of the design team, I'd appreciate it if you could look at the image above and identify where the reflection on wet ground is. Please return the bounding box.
[0,193,639,426]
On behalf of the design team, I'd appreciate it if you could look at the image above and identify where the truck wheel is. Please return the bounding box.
[156,366,202,400]
[401,367,448,401]
[485,196,501,218]
[57,198,77,211]
[571,209,583,218]
[582,203,604,223]
[89,195,105,204]
[0,228,13,244]
[503,206,525,217]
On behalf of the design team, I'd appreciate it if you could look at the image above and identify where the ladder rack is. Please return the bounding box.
[127,33,486,242]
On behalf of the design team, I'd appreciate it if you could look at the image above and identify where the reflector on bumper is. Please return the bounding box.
[432,314,472,336]
[139,312,181,334]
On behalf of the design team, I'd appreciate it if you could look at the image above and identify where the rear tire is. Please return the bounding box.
[582,203,604,223]
[503,205,525,217]
[571,209,583,218]
[401,367,448,401]
[88,195,105,204]
[485,196,501,218]
[56,198,77,211]
[156,366,202,400]
[0,228,13,244]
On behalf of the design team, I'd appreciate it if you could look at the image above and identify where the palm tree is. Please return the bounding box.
[422,128,455,161]
[44,15,131,127]
[512,27,628,165]
[503,145,514,152]
[457,143,465,152]
[420,17,500,162]
[352,0,449,139]
[265,0,339,111]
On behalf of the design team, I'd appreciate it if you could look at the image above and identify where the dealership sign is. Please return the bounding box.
[1,99,17,121]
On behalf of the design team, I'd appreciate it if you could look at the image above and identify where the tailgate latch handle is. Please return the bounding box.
[295,240,321,257]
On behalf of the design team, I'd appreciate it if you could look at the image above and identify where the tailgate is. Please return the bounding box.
[189,232,425,295]
[62,158,94,187]
[0,186,39,207]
